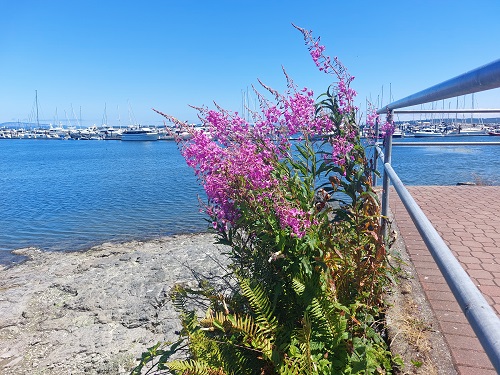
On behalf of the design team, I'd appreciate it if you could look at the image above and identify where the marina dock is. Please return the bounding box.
[390,185,500,374]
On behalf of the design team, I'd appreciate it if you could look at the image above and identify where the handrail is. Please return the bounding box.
[383,161,500,372]
[376,58,500,114]
[375,58,500,372]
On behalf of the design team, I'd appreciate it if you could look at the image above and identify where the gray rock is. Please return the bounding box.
[0,233,228,374]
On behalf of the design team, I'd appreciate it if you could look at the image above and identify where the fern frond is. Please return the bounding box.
[281,356,305,375]
[168,359,227,374]
[308,296,348,351]
[240,279,278,333]
[226,313,257,338]
[292,274,348,353]
[226,313,275,360]
[299,312,313,374]
[197,307,275,367]
[291,277,306,295]
[170,283,189,314]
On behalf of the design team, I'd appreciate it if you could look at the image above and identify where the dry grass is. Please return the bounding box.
[387,276,439,375]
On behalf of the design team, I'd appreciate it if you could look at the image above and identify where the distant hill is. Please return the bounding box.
[0,122,50,128]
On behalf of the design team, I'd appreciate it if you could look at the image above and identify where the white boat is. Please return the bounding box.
[121,126,159,141]
[488,128,500,136]
[78,125,100,140]
[393,128,404,138]
[446,126,487,136]
[99,126,123,140]
[0,130,12,139]
[413,128,444,137]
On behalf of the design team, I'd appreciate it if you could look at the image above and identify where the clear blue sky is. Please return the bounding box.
[1,0,500,127]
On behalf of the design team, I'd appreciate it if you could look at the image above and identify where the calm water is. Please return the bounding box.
[0,139,206,264]
[1,136,499,264]
[382,135,500,185]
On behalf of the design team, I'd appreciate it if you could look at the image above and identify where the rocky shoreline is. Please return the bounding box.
[0,233,227,374]
[0,229,457,374]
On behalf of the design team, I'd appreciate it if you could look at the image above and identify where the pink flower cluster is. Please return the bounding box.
[153,26,361,239]
[155,97,316,238]
[254,73,336,140]
[310,40,327,72]
[336,78,357,115]
[364,103,379,143]
[366,103,394,138]
[380,120,395,137]
[330,134,355,168]
[275,205,313,238]
[366,103,379,129]
[182,115,280,231]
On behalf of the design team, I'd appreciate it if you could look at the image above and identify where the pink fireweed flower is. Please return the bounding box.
[336,78,357,115]
[282,90,316,136]
[366,104,379,129]
[275,203,314,238]
[153,25,361,237]
[258,73,336,139]
[328,134,355,167]
[380,120,395,137]
[159,104,284,230]
[190,141,278,228]
[364,103,380,144]
[293,23,348,79]
[380,109,395,137]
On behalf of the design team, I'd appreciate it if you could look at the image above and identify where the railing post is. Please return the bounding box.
[373,116,380,186]
[381,111,393,236]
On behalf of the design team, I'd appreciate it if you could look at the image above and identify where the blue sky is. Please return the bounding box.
[1,0,500,127]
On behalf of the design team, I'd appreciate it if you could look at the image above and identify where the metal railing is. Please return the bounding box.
[377,58,500,113]
[374,58,500,372]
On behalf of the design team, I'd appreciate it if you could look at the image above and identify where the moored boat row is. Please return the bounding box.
[0,125,202,141]
[361,121,500,138]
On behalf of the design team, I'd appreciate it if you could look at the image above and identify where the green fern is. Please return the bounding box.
[240,279,278,335]
[168,359,228,375]
[292,277,348,350]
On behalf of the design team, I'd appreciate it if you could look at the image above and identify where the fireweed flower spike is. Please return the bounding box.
[293,23,358,116]
[365,102,380,144]
[153,25,363,238]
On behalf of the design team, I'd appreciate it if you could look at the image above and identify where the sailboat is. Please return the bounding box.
[446,94,487,136]
[120,102,158,141]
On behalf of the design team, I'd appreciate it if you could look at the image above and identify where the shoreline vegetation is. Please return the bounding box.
[125,22,442,372]
[0,231,455,374]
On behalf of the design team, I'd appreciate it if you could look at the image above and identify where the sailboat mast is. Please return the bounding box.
[471,93,474,125]
[35,90,40,128]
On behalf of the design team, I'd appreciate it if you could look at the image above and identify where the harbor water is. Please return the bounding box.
[0,139,206,264]
[1,136,499,264]
[384,135,500,185]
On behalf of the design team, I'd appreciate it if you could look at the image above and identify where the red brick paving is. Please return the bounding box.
[389,186,500,375]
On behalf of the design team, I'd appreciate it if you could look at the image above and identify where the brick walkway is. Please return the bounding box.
[389,186,500,375]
